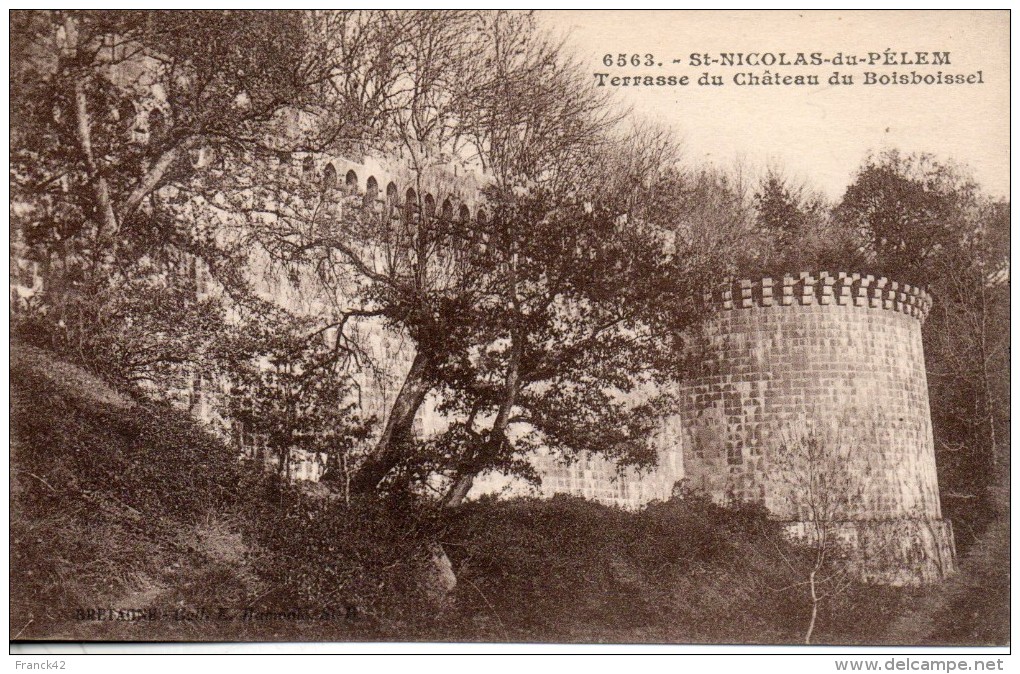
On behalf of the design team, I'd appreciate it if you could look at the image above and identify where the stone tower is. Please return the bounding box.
[678,271,955,584]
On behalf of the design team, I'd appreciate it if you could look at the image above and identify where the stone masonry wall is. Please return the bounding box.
[470,415,685,510]
[678,271,955,584]
[537,419,685,509]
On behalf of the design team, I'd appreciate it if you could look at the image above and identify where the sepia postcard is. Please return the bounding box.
[9,9,1010,658]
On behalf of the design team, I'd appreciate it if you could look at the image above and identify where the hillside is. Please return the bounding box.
[11,343,258,641]
[9,343,1008,644]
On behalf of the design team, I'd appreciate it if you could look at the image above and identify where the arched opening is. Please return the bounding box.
[302,155,315,175]
[458,204,471,224]
[364,176,379,208]
[321,163,337,191]
[423,193,436,220]
[475,208,489,249]
[386,182,399,219]
[345,170,358,195]
[404,188,418,222]
[441,198,454,221]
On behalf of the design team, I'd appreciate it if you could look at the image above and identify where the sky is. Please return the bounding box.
[538,10,1009,200]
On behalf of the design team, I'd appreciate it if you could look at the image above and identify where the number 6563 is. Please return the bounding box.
[602,53,655,67]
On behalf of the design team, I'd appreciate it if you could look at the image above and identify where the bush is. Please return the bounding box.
[236,489,448,639]
[427,494,800,642]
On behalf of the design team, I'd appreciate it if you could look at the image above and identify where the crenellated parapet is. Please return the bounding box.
[700,271,933,324]
[296,153,489,225]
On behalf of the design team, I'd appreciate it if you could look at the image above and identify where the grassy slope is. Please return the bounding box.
[10,343,1009,644]
[11,343,259,641]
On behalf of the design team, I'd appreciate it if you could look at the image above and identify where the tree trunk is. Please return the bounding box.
[977,280,998,472]
[443,335,523,509]
[350,350,433,493]
[64,16,119,260]
[806,568,818,645]
[443,472,476,509]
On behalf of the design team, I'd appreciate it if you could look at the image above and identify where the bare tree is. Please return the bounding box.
[767,420,872,644]
[924,198,1010,531]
